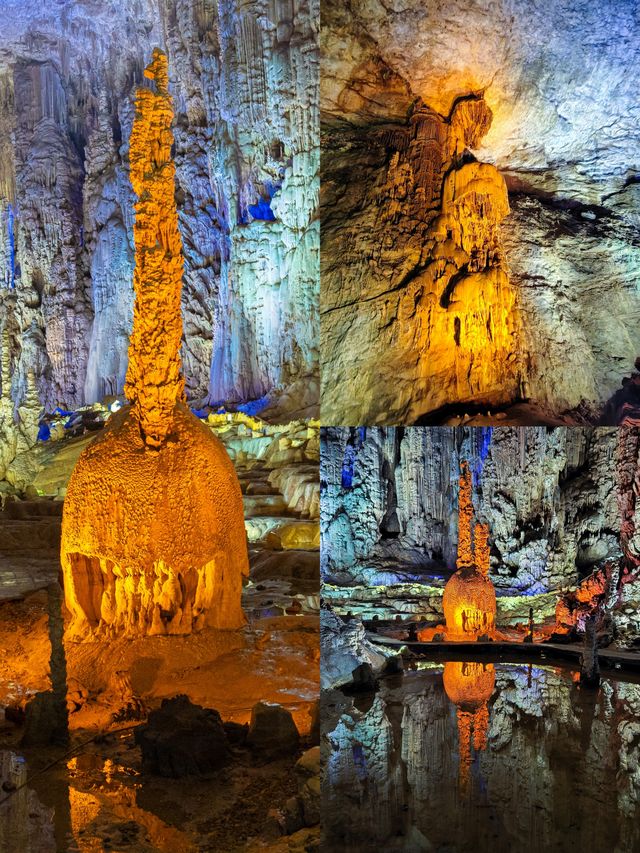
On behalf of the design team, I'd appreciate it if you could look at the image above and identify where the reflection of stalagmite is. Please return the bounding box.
[61,49,249,641]
[443,462,496,640]
[443,661,495,795]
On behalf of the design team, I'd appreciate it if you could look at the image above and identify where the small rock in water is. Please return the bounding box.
[247,701,300,759]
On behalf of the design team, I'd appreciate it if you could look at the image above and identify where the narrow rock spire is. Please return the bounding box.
[124,48,185,448]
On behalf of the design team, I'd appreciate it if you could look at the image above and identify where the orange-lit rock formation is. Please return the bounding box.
[61,49,249,641]
[125,49,185,449]
[474,523,490,578]
[443,660,495,794]
[456,461,474,570]
[321,94,522,424]
[442,462,496,640]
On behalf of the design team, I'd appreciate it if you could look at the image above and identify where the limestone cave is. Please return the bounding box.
[0,2,320,850]
[320,0,640,425]
[321,425,640,851]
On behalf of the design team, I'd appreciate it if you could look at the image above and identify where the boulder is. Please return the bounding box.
[247,701,300,759]
[134,695,230,777]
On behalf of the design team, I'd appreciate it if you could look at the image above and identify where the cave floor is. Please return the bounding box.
[0,725,316,852]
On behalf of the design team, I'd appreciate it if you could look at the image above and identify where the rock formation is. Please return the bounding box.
[321,0,640,424]
[322,93,520,424]
[442,461,496,640]
[0,0,319,419]
[61,51,249,641]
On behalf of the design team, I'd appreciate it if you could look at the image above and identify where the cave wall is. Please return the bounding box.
[320,426,636,595]
[320,0,640,424]
[0,0,319,417]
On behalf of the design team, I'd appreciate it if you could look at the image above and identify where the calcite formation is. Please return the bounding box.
[322,94,519,424]
[0,0,319,418]
[442,462,496,640]
[61,51,249,641]
[321,0,640,424]
[125,49,186,449]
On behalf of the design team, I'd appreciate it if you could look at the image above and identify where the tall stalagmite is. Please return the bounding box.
[125,49,185,449]
[61,50,249,641]
[321,95,522,424]
[443,461,496,640]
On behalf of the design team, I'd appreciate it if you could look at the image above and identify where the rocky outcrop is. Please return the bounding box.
[0,0,319,420]
[135,695,231,777]
[321,0,640,424]
[320,606,394,689]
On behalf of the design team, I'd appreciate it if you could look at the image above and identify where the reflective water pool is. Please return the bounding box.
[322,662,640,852]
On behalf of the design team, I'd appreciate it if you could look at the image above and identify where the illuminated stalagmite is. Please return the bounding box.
[443,660,495,794]
[442,462,496,640]
[61,49,249,641]
[321,95,522,424]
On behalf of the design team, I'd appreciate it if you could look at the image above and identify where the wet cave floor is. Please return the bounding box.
[322,662,640,853]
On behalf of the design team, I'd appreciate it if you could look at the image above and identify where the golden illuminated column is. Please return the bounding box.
[474,523,490,578]
[443,461,496,640]
[125,48,185,449]
[61,49,249,641]
[456,461,474,570]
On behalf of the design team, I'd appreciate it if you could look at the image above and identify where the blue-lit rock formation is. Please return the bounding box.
[321,0,640,424]
[321,427,636,598]
[0,0,319,420]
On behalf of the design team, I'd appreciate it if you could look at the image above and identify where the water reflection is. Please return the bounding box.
[0,742,195,852]
[322,663,640,852]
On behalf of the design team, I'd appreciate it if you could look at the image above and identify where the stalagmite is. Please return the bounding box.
[456,461,474,570]
[61,49,249,641]
[474,523,490,578]
[442,461,496,640]
[321,94,522,424]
